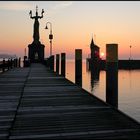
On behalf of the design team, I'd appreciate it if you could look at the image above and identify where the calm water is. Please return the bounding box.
[64,60,140,123]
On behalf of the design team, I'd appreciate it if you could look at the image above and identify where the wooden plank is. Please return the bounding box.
[0,67,30,139]
[0,63,140,139]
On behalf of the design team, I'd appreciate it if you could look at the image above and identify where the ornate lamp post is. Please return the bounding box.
[45,22,53,56]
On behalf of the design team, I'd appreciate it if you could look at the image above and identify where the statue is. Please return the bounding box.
[29,6,44,44]
[27,6,45,63]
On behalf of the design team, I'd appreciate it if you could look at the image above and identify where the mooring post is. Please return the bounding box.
[56,54,60,74]
[13,59,15,67]
[61,53,66,77]
[14,59,16,67]
[52,55,54,71]
[75,49,82,87]
[10,59,13,69]
[2,59,5,72]
[49,56,51,69]
[50,55,54,71]
[47,57,50,69]
[16,58,18,67]
[18,57,21,67]
[8,59,10,70]
[106,44,118,108]
[23,56,27,67]
[14,58,16,67]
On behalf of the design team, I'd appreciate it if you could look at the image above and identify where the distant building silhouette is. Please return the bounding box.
[86,36,140,70]
[90,37,100,61]
[87,37,101,72]
[86,37,101,92]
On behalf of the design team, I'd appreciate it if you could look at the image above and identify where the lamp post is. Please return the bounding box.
[129,45,132,60]
[45,22,53,56]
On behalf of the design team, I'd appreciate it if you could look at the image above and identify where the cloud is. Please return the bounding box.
[0,1,73,12]
[52,1,73,10]
[46,1,73,17]
[0,2,33,11]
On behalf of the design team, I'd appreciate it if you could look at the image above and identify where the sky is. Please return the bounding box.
[0,1,140,60]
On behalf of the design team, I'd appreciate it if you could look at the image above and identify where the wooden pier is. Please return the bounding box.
[0,63,140,139]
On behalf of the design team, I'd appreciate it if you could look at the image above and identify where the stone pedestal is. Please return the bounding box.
[28,41,45,63]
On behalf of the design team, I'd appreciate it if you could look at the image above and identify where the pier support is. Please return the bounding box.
[75,49,82,87]
[106,44,118,108]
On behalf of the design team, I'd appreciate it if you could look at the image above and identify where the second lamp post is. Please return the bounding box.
[45,22,53,56]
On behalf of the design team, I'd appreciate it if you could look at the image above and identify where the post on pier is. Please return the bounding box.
[106,44,118,108]
[50,55,54,71]
[56,54,60,74]
[75,49,82,87]
[2,59,5,72]
[61,53,66,77]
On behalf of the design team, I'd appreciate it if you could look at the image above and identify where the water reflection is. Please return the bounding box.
[87,62,118,109]
[90,67,100,92]
[129,70,132,89]
[66,60,140,122]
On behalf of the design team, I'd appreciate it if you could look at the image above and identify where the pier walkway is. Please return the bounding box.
[0,63,140,139]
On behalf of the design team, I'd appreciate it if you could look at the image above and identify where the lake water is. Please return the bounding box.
[64,60,140,123]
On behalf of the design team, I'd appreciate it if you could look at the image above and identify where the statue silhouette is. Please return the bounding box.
[29,6,44,44]
[28,6,45,63]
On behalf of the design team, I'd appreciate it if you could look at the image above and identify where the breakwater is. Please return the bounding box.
[87,59,140,70]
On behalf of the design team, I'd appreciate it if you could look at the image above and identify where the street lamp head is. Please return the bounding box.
[45,22,52,29]
[45,25,48,29]
[44,22,53,56]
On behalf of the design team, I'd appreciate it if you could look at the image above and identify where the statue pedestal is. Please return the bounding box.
[28,41,45,63]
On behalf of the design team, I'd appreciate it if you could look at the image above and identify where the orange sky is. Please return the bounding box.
[0,1,140,60]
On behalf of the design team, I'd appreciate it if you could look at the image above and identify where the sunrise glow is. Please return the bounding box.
[100,52,105,57]
[0,1,140,60]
